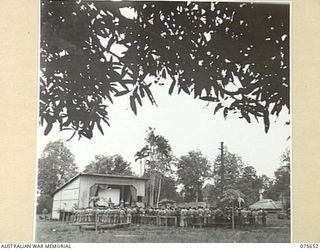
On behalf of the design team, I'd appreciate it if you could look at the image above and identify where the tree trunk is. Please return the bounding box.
[232,200,235,230]
[151,175,155,207]
[195,183,199,204]
[157,176,162,207]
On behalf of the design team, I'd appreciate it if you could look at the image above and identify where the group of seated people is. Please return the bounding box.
[72,204,268,228]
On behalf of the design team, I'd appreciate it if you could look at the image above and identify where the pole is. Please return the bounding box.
[220,142,224,197]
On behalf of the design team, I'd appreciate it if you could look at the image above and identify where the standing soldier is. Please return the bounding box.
[132,206,137,224]
[102,208,109,224]
[140,206,145,224]
[147,207,153,224]
[136,207,141,224]
[119,208,126,223]
[188,207,195,228]
[180,207,186,227]
[204,207,210,226]
[114,207,119,224]
[252,209,258,226]
[261,209,267,226]
[198,207,204,227]
[248,209,254,226]
[109,208,114,224]
[126,207,132,224]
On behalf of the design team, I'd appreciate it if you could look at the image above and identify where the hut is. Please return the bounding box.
[249,199,282,213]
[158,198,176,208]
[52,172,148,220]
[176,201,208,208]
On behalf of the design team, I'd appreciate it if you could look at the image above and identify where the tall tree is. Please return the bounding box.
[212,148,244,199]
[235,165,263,205]
[40,1,289,139]
[159,175,180,201]
[177,150,211,202]
[202,184,218,206]
[138,127,173,206]
[264,149,290,208]
[37,140,78,212]
[38,140,78,196]
[84,154,133,176]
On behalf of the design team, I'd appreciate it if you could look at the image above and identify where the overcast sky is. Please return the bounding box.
[37,81,290,179]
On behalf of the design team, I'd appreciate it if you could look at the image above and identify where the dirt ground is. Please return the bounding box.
[35,215,290,243]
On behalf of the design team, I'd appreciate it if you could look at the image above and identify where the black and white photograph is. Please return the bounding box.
[36,0,291,243]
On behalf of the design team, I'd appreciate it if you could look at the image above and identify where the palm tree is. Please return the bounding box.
[136,127,173,207]
[134,145,149,176]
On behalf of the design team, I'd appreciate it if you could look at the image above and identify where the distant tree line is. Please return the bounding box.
[37,131,290,213]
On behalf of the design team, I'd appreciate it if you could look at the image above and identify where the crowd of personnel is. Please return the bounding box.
[72,205,268,228]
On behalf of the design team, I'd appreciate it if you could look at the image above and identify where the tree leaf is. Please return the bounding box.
[96,121,104,135]
[139,85,145,98]
[130,95,137,115]
[200,96,219,102]
[214,103,223,115]
[162,68,167,79]
[114,90,130,97]
[263,113,270,133]
[44,122,53,136]
[242,111,251,123]
[223,107,228,119]
[168,81,175,95]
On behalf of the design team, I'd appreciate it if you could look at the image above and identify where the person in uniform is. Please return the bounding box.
[109,208,115,224]
[261,209,267,226]
[179,207,184,227]
[139,206,145,224]
[126,207,132,224]
[252,209,258,226]
[119,208,126,223]
[136,207,141,224]
[248,209,254,226]
[188,207,195,228]
[204,207,210,226]
[131,206,137,224]
[198,207,204,227]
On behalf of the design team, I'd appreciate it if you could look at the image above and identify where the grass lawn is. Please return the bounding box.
[35,216,290,243]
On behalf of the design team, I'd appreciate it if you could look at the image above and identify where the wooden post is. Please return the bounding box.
[95,210,98,231]
[121,185,125,207]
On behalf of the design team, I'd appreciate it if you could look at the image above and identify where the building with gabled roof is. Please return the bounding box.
[52,172,148,220]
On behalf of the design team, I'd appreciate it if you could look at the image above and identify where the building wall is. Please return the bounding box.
[78,175,146,208]
[52,177,80,219]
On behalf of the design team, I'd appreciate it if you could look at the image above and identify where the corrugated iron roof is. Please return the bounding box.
[53,172,149,195]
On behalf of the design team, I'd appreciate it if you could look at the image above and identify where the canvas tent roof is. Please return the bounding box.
[249,199,281,210]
